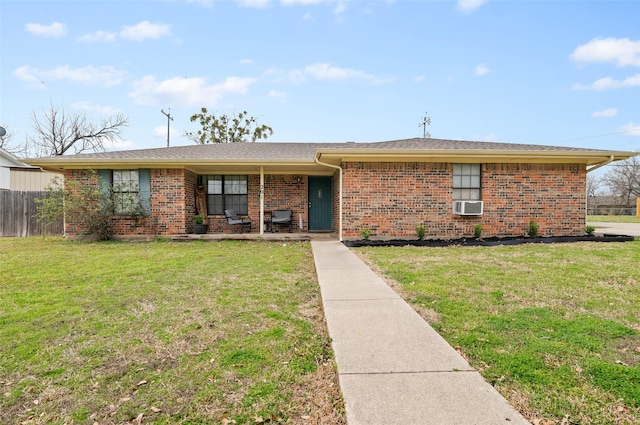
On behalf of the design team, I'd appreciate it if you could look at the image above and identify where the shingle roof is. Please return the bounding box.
[32,138,621,161]
[357,138,611,152]
[24,138,636,172]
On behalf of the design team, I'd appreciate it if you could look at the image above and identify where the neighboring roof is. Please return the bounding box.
[0,147,33,168]
[24,138,636,175]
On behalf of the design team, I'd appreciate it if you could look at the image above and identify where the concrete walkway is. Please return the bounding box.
[588,221,640,237]
[311,240,530,425]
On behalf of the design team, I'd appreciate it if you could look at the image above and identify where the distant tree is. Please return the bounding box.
[601,153,640,206]
[587,173,603,199]
[0,125,28,157]
[28,102,128,157]
[185,108,273,144]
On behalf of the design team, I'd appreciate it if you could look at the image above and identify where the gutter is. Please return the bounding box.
[314,155,343,242]
[586,155,615,173]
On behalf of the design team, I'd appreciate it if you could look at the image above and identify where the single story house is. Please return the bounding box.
[26,138,635,240]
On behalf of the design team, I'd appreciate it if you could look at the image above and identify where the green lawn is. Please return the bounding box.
[356,241,640,425]
[587,215,640,223]
[0,238,344,425]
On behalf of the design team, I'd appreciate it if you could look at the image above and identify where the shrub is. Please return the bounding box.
[528,220,539,238]
[195,215,205,224]
[474,224,483,239]
[586,225,596,236]
[416,224,426,240]
[35,170,150,241]
[360,228,371,240]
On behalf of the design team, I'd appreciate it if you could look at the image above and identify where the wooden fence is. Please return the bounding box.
[0,190,63,237]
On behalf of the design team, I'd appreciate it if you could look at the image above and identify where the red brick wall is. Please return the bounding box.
[341,162,586,238]
[63,168,195,238]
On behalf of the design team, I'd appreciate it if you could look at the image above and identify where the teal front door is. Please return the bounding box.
[308,177,333,231]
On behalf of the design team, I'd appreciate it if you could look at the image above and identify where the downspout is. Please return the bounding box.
[314,155,343,242]
[586,155,614,173]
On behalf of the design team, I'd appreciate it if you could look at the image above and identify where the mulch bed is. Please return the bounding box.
[343,234,635,248]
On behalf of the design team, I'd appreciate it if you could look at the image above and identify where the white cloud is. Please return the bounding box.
[129,75,257,106]
[239,59,253,65]
[107,138,136,150]
[78,31,117,43]
[591,108,618,118]
[71,101,123,116]
[281,0,326,4]
[25,22,67,38]
[295,63,385,84]
[186,0,214,7]
[333,2,346,14]
[573,73,640,90]
[302,12,313,21]
[120,21,172,41]
[414,76,425,83]
[237,0,272,7]
[571,37,640,67]
[475,64,490,76]
[456,0,487,13]
[13,65,125,87]
[619,122,640,136]
[78,21,171,43]
[268,89,287,98]
[153,125,179,145]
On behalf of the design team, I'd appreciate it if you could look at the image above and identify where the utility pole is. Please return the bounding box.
[419,112,431,138]
[161,108,174,147]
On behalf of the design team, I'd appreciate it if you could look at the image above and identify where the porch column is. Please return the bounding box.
[259,166,264,234]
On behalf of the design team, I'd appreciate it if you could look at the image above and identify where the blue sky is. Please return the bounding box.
[1,0,639,157]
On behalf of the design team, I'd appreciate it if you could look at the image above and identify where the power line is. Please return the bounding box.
[550,127,640,144]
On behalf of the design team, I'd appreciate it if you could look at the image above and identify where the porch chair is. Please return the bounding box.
[224,209,252,233]
[270,209,293,233]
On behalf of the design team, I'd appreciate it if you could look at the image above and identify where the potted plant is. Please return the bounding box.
[194,214,208,234]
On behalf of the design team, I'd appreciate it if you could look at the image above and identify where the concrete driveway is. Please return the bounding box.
[587,221,640,237]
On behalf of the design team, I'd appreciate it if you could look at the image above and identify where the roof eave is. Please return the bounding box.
[315,149,637,166]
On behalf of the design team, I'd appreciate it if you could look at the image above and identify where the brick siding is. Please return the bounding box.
[341,162,586,238]
[63,162,586,239]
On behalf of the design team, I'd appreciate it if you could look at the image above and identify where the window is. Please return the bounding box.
[113,170,140,214]
[204,175,248,215]
[97,169,150,216]
[452,164,481,200]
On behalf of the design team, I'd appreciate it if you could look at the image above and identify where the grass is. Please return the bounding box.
[587,215,640,223]
[356,241,640,425]
[0,238,344,425]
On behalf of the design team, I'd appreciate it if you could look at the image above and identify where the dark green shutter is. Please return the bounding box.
[97,169,112,214]
[138,169,151,215]
[97,169,111,195]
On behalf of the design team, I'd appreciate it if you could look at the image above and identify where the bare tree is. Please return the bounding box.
[586,173,603,199]
[0,125,29,158]
[601,153,640,207]
[28,102,128,156]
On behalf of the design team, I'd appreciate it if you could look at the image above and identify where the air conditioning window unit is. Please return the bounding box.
[453,200,483,215]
